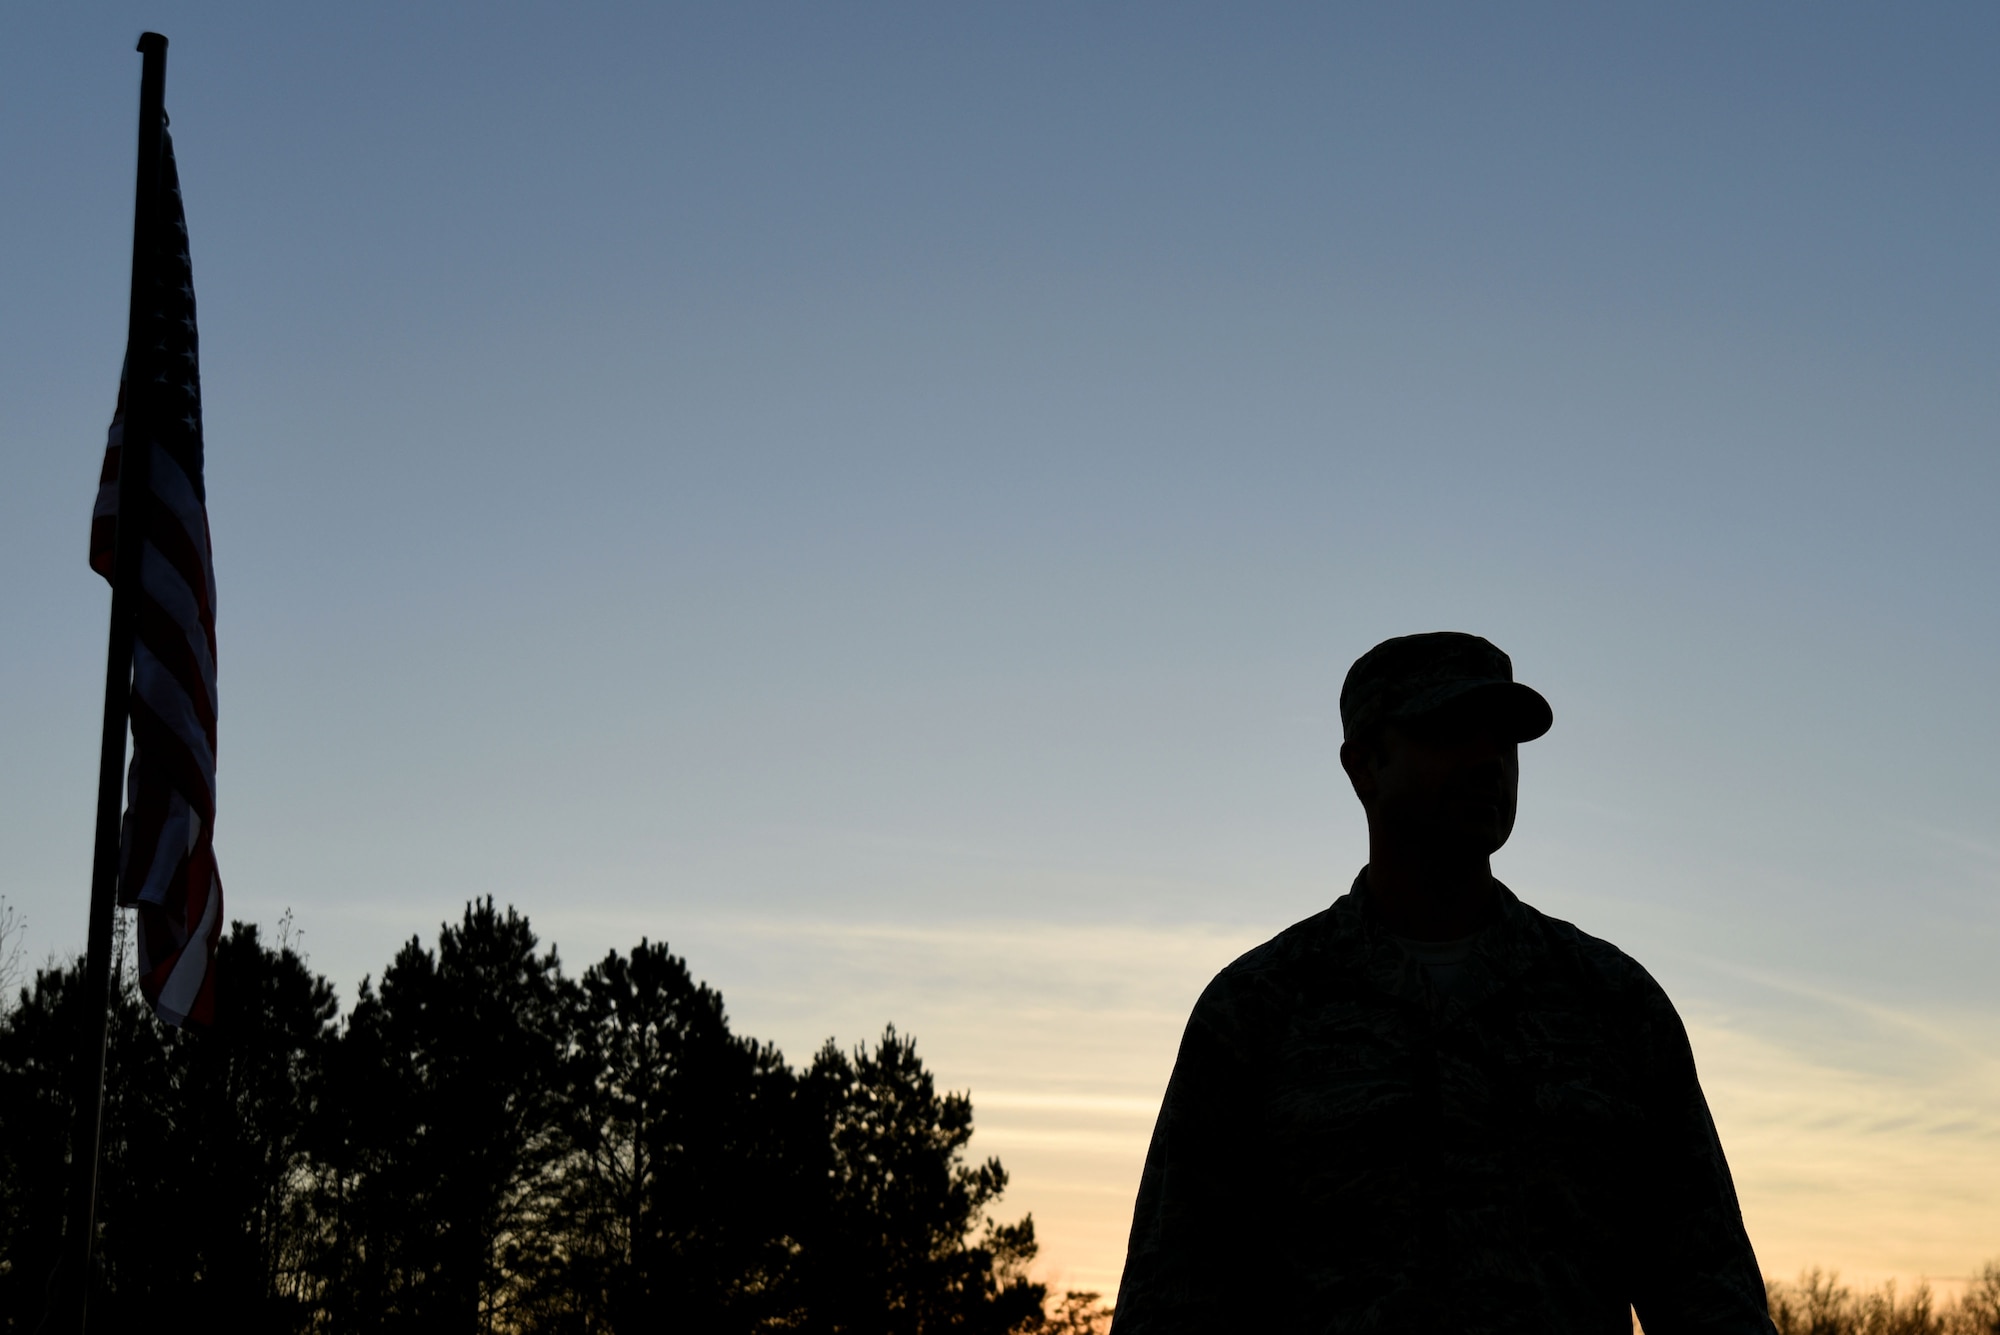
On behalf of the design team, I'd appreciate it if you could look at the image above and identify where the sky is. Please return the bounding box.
[4,0,1999,1300]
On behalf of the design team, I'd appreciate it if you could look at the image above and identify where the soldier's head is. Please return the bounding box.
[1337,632,1551,859]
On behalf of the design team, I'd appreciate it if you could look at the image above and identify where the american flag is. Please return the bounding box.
[89,121,222,1027]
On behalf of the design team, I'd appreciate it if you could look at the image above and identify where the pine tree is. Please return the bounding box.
[313,899,575,1333]
[794,1026,1044,1334]
[555,938,798,1332]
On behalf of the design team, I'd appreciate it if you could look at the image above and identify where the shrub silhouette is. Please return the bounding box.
[1764,1265,2000,1335]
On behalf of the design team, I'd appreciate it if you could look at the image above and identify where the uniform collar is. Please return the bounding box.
[1325,869,1543,1015]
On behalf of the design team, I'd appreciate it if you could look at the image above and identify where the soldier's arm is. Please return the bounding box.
[1111,978,1271,1334]
[1627,991,1777,1335]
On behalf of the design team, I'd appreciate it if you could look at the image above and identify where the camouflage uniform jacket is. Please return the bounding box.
[1113,875,1774,1335]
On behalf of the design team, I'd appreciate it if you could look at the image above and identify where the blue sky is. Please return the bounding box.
[5,2,1999,1295]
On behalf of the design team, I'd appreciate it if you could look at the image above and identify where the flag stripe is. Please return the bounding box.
[129,686,213,817]
[144,449,214,605]
[91,122,222,1027]
[153,854,220,1026]
[118,764,175,903]
[135,599,217,745]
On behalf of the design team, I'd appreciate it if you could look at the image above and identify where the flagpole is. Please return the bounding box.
[52,31,169,1333]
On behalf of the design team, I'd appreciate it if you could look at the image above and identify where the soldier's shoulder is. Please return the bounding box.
[1192,906,1341,1015]
[1511,895,1679,1012]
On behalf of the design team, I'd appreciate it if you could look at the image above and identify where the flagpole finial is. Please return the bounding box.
[138,31,168,55]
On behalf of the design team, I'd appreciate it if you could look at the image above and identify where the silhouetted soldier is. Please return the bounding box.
[1113,632,1774,1334]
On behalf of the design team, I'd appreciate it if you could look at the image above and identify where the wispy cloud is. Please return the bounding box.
[1888,819,2000,878]
[1685,985,2000,1286]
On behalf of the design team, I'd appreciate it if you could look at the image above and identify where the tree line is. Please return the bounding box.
[1764,1268,2000,1335]
[0,900,1114,1334]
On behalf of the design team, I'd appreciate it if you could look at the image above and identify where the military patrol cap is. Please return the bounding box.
[1339,631,1553,743]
